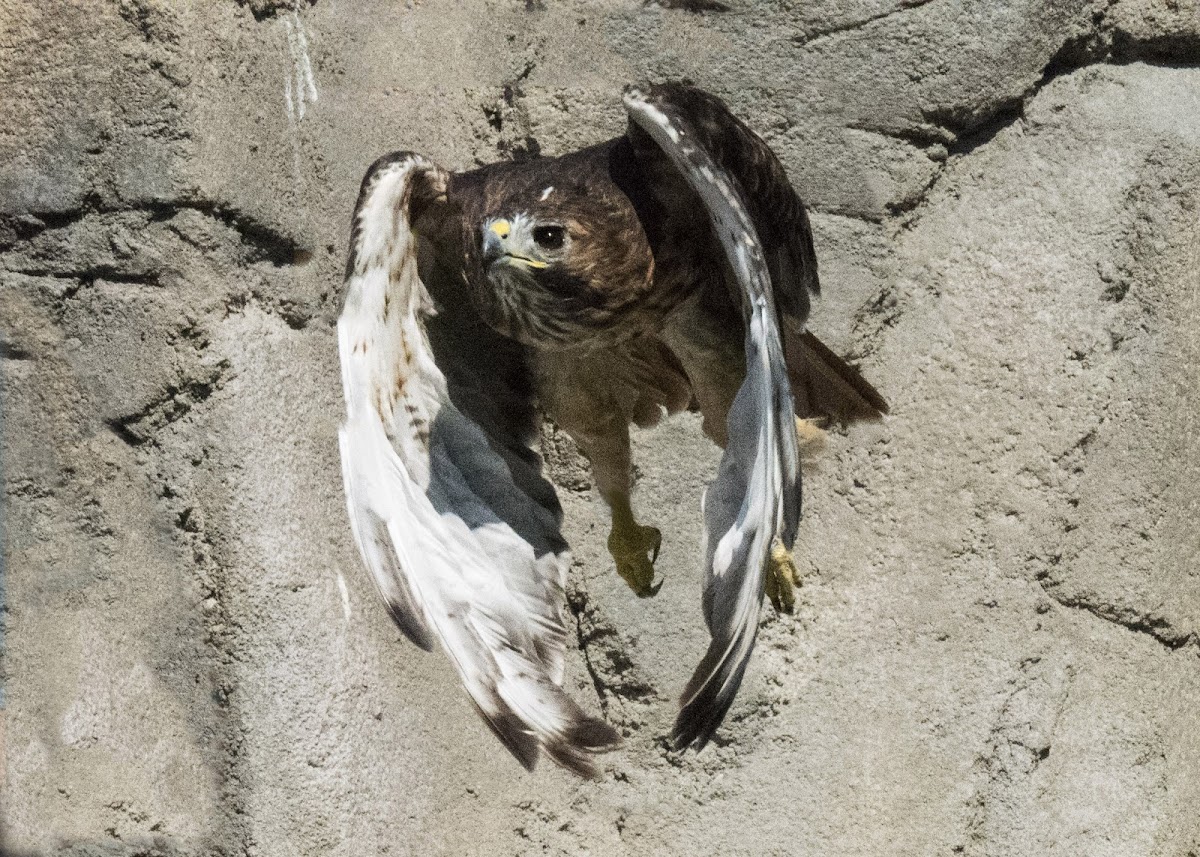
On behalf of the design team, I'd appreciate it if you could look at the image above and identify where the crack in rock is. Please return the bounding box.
[809,203,887,224]
[154,470,253,853]
[1036,580,1194,651]
[959,656,1074,855]
[3,267,162,290]
[650,0,731,12]
[475,61,543,165]
[539,422,592,494]
[566,576,660,732]
[850,12,1200,225]
[1,199,307,267]
[795,0,939,46]
[0,340,34,361]
[236,0,317,22]
[107,358,232,448]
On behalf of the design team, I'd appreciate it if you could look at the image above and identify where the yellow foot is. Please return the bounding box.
[608,521,663,598]
[765,539,800,614]
[795,417,828,463]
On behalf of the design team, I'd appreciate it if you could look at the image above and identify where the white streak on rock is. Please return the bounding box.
[284,69,295,122]
[284,11,318,123]
[337,570,352,622]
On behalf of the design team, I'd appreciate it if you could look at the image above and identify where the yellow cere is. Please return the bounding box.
[489,220,511,239]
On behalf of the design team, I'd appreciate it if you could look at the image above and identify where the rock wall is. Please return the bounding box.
[2,1,1198,855]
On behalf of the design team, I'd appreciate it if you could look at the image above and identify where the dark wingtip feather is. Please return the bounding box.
[545,716,623,779]
[570,715,623,751]
[475,698,621,778]
[475,706,541,773]
[671,623,758,751]
[382,600,435,652]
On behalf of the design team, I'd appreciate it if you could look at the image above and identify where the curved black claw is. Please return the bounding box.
[609,523,663,597]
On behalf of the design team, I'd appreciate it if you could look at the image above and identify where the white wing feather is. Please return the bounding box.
[623,90,802,750]
[338,154,619,776]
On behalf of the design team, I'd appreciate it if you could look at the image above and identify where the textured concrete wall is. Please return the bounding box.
[3,1,1199,855]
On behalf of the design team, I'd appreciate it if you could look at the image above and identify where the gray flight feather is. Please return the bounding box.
[623,88,803,751]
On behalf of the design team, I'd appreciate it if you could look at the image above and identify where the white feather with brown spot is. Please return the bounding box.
[338,154,620,776]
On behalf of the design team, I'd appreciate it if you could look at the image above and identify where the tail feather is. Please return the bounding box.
[785,324,888,423]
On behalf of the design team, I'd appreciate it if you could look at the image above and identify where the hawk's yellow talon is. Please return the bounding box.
[608,520,663,598]
[794,417,828,462]
[766,539,799,614]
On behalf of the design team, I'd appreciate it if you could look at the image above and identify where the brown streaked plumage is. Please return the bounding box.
[337,83,888,777]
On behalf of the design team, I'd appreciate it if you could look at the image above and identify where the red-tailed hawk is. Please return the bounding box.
[338,83,887,777]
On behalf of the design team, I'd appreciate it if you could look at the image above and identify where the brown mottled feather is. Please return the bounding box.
[625,83,820,320]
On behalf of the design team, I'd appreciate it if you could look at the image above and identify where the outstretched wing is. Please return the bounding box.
[338,152,620,777]
[624,85,803,751]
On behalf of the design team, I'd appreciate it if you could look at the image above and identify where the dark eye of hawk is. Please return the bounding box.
[532,225,566,251]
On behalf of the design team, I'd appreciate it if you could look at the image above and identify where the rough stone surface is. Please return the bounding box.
[3,1,1199,855]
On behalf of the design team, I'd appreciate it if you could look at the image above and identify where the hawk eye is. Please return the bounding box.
[532,225,566,251]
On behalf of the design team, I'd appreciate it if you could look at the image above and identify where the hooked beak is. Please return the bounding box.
[482,219,548,269]
[482,222,506,264]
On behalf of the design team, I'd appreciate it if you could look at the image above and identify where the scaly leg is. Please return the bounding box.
[764,538,800,613]
[606,492,663,598]
[762,420,826,612]
[534,346,674,599]
[762,418,826,613]
[794,416,827,462]
[571,414,663,598]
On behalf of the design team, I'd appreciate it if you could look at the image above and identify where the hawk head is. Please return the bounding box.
[461,171,656,349]
[481,212,568,277]
[476,204,606,348]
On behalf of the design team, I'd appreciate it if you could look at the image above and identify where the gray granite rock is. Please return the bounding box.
[2,2,1198,855]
